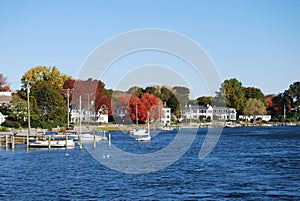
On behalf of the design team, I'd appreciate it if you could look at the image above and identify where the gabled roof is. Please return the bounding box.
[0,93,12,104]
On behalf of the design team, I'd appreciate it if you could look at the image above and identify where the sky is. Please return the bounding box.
[1,0,300,98]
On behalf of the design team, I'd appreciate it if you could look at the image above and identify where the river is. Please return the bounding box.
[0,126,299,200]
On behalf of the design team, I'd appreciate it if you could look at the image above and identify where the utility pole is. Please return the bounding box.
[26,81,30,149]
[79,96,82,136]
[284,104,286,120]
[63,88,74,129]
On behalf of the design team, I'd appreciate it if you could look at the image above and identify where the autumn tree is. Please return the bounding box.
[72,78,98,110]
[243,98,266,122]
[126,93,161,124]
[21,66,71,88]
[20,66,72,128]
[141,93,161,121]
[0,74,11,92]
[128,95,145,123]
[94,80,113,120]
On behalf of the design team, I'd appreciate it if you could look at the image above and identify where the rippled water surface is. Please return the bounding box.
[1,126,299,200]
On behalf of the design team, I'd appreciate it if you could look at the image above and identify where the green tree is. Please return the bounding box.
[20,66,71,128]
[245,87,266,105]
[7,95,28,126]
[31,81,67,128]
[159,86,180,117]
[172,86,190,107]
[197,96,212,106]
[285,81,300,118]
[243,98,266,122]
[218,78,246,113]
[128,86,144,98]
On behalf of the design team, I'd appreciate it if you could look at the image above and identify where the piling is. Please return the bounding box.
[93,134,96,149]
[11,135,15,150]
[5,135,8,150]
[108,133,111,148]
[78,135,82,150]
[0,136,2,147]
[65,135,68,148]
[48,136,51,150]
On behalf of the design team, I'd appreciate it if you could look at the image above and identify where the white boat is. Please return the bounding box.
[225,124,235,128]
[29,139,75,148]
[80,133,107,142]
[135,133,151,142]
[135,111,151,142]
[129,128,147,136]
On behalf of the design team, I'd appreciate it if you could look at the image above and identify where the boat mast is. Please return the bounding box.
[136,103,138,127]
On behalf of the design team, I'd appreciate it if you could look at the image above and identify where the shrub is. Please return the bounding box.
[1,120,20,128]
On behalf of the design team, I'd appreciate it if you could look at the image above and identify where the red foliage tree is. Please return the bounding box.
[63,79,75,102]
[127,93,161,124]
[265,94,275,108]
[0,74,11,92]
[141,93,161,120]
[72,78,99,110]
[94,80,113,118]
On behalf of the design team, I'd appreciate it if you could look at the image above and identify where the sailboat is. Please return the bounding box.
[128,103,147,136]
[127,104,151,142]
[135,111,151,142]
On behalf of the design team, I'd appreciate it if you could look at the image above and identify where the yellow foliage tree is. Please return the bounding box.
[21,66,71,89]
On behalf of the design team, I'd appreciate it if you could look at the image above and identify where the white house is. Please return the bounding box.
[0,112,7,125]
[183,105,237,121]
[0,92,12,105]
[161,107,171,126]
[239,115,271,122]
[0,92,12,125]
[71,109,108,124]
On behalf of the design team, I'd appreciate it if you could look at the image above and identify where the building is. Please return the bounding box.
[0,112,6,125]
[239,115,271,122]
[183,105,237,121]
[0,92,12,125]
[71,109,108,124]
[161,107,171,126]
[0,92,12,105]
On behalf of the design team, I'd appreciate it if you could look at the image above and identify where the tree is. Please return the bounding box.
[128,95,145,123]
[94,80,113,120]
[6,94,28,126]
[128,86,144,98]
[243,98,266,122]
[245,87,266,105]
[218,78,246,113]
[144,86,161,97]
[21,66,71,89]
[31,80,67,128]
[159,86,180,117]
[285,81,300,120]
[0,74,11,92]
[141,93,161,121]
[172,86,190,107]
[20,66,71,128]
[197,96,212,106]
[126,93,161,124]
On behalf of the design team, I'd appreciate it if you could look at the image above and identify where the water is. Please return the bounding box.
[1,126,299,200]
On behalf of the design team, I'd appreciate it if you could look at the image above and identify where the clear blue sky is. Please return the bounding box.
[1,0,299,98]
